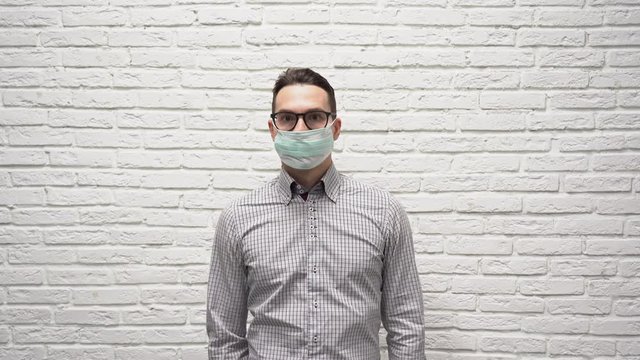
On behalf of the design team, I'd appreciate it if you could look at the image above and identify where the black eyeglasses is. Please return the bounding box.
[270,111,336,131]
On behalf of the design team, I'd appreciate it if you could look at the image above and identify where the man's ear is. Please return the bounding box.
[332,117,342,141]
[268,119,277,141]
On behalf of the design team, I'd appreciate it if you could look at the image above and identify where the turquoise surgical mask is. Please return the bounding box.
[274,123,335,170]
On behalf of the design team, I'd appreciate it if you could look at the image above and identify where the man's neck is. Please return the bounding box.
[282,157,333,191]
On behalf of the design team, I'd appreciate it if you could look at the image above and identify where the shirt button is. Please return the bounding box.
[313,266,317,273]
[313,300,318,308]
[313,336,318,343]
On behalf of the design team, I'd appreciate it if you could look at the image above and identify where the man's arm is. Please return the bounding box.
[381,197,426,360]
[206,206,249,359]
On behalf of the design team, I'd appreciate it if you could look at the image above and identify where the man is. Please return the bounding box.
[206,68,426,359]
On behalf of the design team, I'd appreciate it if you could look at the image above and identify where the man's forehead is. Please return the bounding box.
[275,84,329,105]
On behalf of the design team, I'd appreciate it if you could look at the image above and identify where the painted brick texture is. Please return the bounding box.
[1,0,639,359]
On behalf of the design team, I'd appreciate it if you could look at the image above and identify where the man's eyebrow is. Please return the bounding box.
[275,107,328,113]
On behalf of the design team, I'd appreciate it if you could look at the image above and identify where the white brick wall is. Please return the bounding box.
[0,0,639,359]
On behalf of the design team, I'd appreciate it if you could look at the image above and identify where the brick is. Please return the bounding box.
[526,155,588,171]
[588,280,640,296]
[394,195,452,212]
[515,238,582,255]
[481,258,547,275]
[47,347,114,360]
[418,217,484,234]
[0,189,43,206]
[62,7,127,26]
[452,155,520,173]
[528,113,594,130]
[452,27,515,46]
[55,309,119,325]
[140,287,205,304]
[489,175,559,192]
[591,319,640,335]
[452,71,520,89]
[522,316,589,334]
[331,7,396,24]
[454,314,520,331]
[14,326,78,343]
[76,328,144,344]
[48,269,113,285]
[538,49,604,67]
[131,49,196,68]
[547,298,611,315]
[398,9,465,25]
[534,9,603,26]
[452,277,516,294]
[177,29,242,47]
[597,198,640,214]
[549,259,617,276]
[549,338,615,356]
[590,70,640,87]
[40,29,107,47]
[73,288,138,305]
[0,10,60,26]
[564,175,632,192]
[12,209,77,225]
[130,8,196,26]
[424,332,476,351]
[245,28,310,45]
[0,268,43,285]
[0,308,50,324]
[411,92,477,109]
[519,279,584,295]
[588,30,640,46]
[485,218,555,235]
[620,260,640,277]
[469,49,535,67]
[593,155,640,171]
[608,50,640,67]
[518,29,585,47]
[0,229,41,245]
[457,112,526,131]
[198,7,261,24]
[615,299,640,316]
[62,48,130,67]
[618,340,640,356]
[555,218,623,235]
[619,90,640,107]
[424,294,476,311]
[8,288,70,304]
[525,197,592,213]
[122,308,186,325]
[522,71,588,88]
[455,196,522,213]
[0,109,48,126]
[467,9,533,26]
[415,255,477,274]
[479,296,545,313]
[480,336,546,353]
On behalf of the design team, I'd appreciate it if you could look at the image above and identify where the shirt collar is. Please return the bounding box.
[276,163,341,205]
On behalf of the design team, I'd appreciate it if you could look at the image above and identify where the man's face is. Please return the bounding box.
[268,84,341,140]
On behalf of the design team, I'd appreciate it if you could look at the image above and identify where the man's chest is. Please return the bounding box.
[238,200,387,294]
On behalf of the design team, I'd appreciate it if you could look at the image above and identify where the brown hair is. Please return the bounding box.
[271,68,336,114]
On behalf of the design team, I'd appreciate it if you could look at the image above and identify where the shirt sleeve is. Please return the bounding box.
[206,206,249,360]
[381,196,426,360]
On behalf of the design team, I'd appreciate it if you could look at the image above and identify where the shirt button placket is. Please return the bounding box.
[308,197,320,349]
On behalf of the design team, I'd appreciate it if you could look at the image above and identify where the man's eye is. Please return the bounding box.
[280,114,295,122]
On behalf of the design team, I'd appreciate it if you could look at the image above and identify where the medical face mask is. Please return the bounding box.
[273,123,335,170]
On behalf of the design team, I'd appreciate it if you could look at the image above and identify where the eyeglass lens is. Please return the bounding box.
[274,112,329,130]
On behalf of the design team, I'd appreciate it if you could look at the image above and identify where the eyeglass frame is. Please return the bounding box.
[270,111,337,131]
